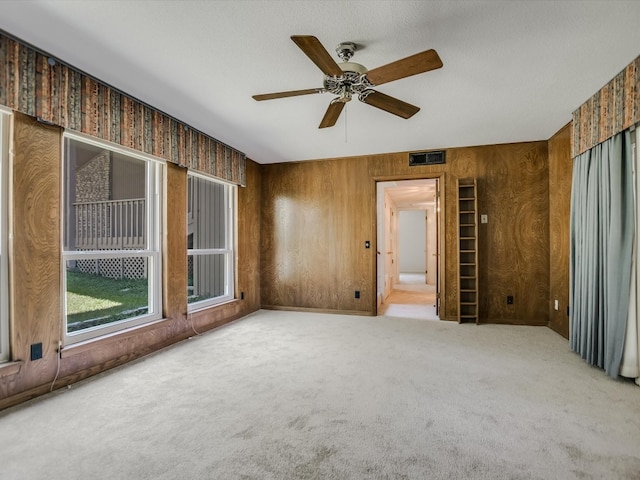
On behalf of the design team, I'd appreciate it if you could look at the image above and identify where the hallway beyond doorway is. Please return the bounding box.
[379,273,439,320]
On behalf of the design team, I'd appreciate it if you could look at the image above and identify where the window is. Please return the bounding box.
[62,134,162,345]
[187,173,235,310]
[0,110,9,362]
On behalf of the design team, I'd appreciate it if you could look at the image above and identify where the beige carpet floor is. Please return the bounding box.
[1,310,639,479]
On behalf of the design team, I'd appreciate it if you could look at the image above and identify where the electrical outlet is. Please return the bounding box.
[554,299,559,311]
[240,291,245,300]
[507,295,514,305]
[30,342,43,361]
[355,291,360,299]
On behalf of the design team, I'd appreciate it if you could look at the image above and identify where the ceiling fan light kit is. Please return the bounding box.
[253,35,443,129]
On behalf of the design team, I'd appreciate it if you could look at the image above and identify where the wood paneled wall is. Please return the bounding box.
[261,157,373,314]
[0,114,261,409]
[548,124,572,338]
[237,160,262,309]
[6,113,61,395]
[261,141,550,324]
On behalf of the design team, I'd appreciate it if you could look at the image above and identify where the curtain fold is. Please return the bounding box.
[620,127,639,384]
[570,130,634,377]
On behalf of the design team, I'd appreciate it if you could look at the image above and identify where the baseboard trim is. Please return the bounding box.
[477,318,549,326]
[261,305,375,316]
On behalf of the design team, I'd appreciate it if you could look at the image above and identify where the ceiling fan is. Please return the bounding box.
[252,35,443,129]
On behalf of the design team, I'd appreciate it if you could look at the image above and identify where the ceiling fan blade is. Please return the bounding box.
[360,91,420,119]
[365,49,443,86]
[291,35,343,77]
[319,100,345,128]
[252,88,324,101]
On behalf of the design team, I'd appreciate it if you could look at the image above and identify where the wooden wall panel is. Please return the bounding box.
[237,160,262,310]
[261,157,373,313]
[4,113,62,397]
[261,141,550,324]
[474,143,549,324]
[548,124,572,338]
[0,118,262,409]
[163,163,188,322]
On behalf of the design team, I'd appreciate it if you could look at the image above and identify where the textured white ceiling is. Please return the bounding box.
[1,0,640,164]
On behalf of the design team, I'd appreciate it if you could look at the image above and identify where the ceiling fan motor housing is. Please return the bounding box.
[323,59,371,101]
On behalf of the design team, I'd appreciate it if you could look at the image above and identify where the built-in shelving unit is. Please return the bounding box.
[457,178,479,324]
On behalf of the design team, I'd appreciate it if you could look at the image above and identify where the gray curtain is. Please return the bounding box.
[570,130,634,377]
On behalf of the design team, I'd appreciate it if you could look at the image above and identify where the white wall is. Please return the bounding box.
[398,210,426,273]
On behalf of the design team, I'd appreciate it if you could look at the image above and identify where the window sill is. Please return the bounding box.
[188,297,239,315]
[0,360,23,378]
[61,317,170,359]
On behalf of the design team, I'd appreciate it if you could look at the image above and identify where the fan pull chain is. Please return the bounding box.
[344,102,348,143]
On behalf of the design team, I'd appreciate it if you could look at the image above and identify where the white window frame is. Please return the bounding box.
[187,171,236,311]
[62,133,163,345]
[0,109,10,362]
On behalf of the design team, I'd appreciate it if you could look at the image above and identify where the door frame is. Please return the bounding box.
[373,173,446,317]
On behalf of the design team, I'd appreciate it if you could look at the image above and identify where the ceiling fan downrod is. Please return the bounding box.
[335,42,356,62]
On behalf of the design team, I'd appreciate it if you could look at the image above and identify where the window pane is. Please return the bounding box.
[64,138,147,251]
[62,134,161,345]
[66,258,149,333]
[188,176,227,250]
[187,254,228,304]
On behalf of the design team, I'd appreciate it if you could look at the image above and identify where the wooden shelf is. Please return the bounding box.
[457,178,479,325]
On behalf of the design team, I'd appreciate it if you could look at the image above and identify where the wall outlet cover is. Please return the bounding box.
[30,342,43,361]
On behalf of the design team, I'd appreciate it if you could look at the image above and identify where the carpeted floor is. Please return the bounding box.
[1,310,639,479]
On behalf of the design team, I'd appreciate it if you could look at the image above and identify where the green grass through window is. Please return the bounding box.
[66,271,148,331]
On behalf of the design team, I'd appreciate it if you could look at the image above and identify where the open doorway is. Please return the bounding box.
[376,178,441,320]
